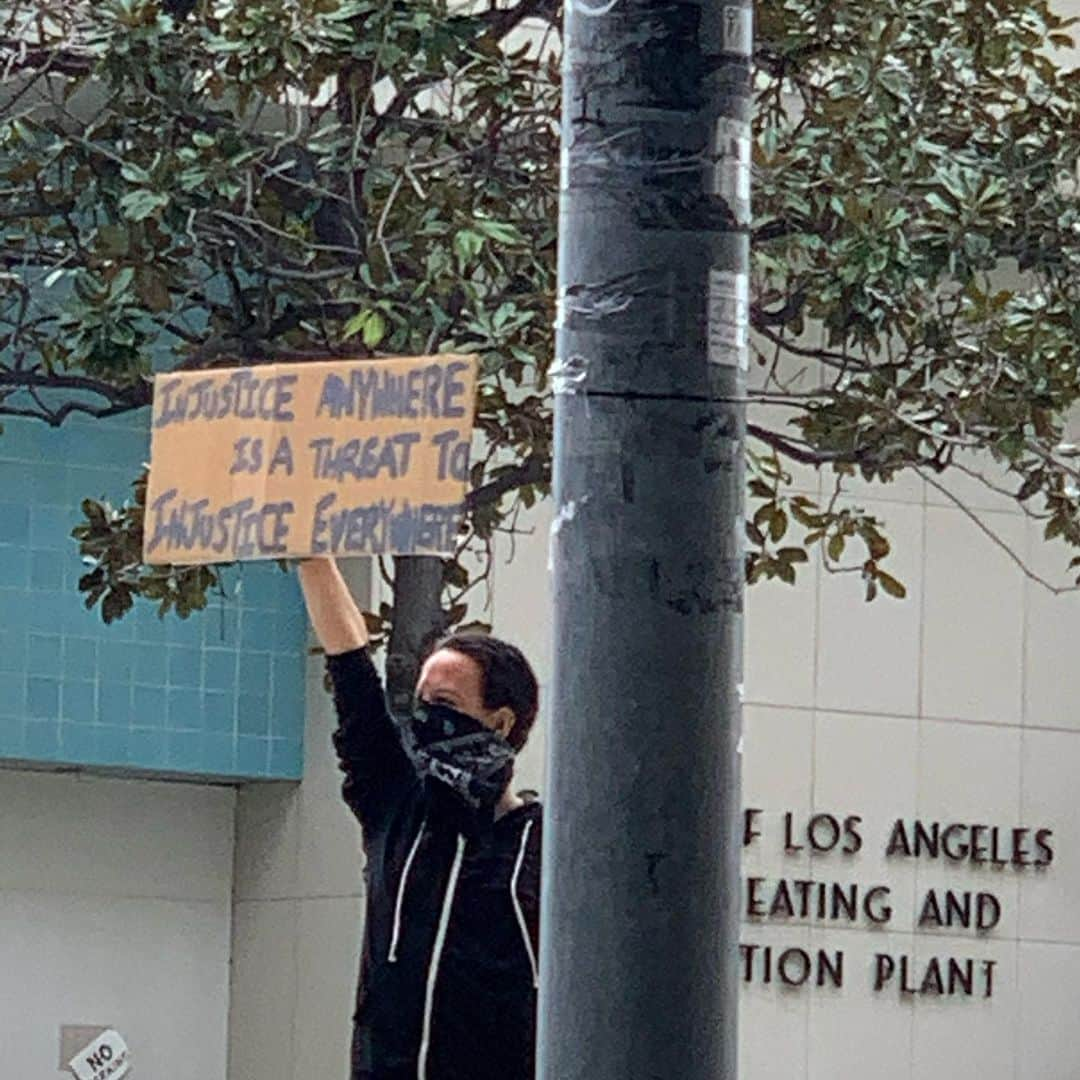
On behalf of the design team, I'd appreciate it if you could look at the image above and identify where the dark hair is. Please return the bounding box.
[436,632,539,751]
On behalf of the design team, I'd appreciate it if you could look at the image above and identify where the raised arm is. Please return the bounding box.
[297,558,368,655]
[298,558,416,829]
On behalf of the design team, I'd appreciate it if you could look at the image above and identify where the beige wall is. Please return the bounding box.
[225,456,1080,1080]
[406,451,1080,1080]
[227,560,370,1080]
[224,527,552,1080]
[0,769,234,1079]
[738,457,1080,1080]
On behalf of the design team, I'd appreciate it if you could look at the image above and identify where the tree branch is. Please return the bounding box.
[0,39,93,78]
[752,322,862,368]
[747,421,853,466]
[464,453,549,511]
[916,466,1080,595]
[751,287,807,327]
[367,0,560,143]
[0,368,151,425]
[482,0,561,40]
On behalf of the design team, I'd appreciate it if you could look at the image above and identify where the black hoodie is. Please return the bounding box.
[327,649,542,1080]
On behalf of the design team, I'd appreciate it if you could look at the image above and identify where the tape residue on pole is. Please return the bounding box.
[548,496,590,571]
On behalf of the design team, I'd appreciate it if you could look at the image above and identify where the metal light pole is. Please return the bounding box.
[540,2,751,1078]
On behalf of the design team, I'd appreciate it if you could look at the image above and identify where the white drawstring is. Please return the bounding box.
[416,833,466,1080]
[510,819,539,989]
[388,816,427,963]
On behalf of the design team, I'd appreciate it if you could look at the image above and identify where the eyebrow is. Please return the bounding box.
[421,689,461,705]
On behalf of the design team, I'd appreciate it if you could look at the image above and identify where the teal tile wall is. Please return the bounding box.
[0,412,305,779]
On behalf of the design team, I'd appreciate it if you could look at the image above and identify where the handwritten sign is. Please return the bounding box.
[143,354,478,564]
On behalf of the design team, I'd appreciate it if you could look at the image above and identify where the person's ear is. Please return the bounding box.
[492,706,516,742]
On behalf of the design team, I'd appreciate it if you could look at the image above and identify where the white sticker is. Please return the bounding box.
[68,1030,130,1080]
[708,269,749,369]
[721,6,753,57]
[713,117,751,220]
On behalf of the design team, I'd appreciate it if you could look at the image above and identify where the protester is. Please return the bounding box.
[298,558,542,1080]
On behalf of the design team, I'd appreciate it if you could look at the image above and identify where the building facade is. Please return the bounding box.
[5,425,1080,1078]
[6,7,1080,1078]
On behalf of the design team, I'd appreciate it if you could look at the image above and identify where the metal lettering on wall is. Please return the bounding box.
[739,809,1055,1000]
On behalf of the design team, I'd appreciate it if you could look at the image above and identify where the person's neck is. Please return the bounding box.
[494,787,524,820]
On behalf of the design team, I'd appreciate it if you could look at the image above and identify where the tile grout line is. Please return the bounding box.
[806,497,824,1080]
[910,480,929,1072]
[1014,517,1032,1080]
[744,697,1080,740]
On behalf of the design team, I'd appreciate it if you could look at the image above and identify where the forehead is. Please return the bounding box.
[417,648,484,700]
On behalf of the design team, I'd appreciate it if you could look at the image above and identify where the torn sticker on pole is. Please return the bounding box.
[550,354,589,396]
[548,496,590,571]
[707,269,749,369]
[712,116,751,224]
[721,6,753,57]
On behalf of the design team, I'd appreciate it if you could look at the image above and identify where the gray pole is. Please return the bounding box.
[539,3,750,1079]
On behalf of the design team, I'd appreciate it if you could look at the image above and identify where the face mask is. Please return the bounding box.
[404,701,515,811]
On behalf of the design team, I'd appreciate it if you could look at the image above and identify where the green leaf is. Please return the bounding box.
[362,310,387,348]
[78,570,104,591]
[877,571,907,599]
[120,161,151,184]
[101,587,133,624]
[865,531,890,560]
[119,189,169,221]
[97,224,131,256]
[474,219,524,245]
[137,268,172,312]
[109,267,135,300]
[746,521,766,546]
[81,499,108,528]
[443,561,469,589]
[777,547,809,564]
[454,229,484,264]
[343,310,371,340]
[768,506,788,542]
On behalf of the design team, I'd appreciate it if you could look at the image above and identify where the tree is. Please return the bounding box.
[747,0,1080,600]
[0,0,559,695]
[4,0,1080,662]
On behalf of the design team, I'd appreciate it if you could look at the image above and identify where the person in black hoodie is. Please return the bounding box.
[298,558,542,1080]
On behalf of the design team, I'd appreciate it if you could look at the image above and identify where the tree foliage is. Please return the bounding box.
[4,0,1080,630]
[749,0,1080,598]
[1,0,558,634]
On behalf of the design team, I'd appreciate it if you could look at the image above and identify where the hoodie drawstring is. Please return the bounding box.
[416,833,466,1080]
[388,816,427,963]
[510,818,540,989]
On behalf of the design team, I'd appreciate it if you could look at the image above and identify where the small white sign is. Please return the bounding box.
[707,268,750,369]
[68,1029,130,1080]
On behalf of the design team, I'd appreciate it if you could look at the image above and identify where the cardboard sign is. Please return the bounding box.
[143,354,478,564]
[68,1029,130,1080]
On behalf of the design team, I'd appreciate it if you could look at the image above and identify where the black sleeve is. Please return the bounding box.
[325,648,418,830]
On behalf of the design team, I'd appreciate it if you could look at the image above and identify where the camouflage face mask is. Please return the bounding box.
[404,701,515,811]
